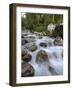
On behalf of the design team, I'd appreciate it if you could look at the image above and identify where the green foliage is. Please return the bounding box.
[21,13,63,36]
[35,25,47,32]
[54,15,63,24]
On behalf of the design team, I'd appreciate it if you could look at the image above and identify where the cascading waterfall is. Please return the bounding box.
[28,36,63,76]
[22,33,63,77]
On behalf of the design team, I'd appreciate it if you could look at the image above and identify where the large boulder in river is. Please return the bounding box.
[22,49,28,56]
[39,42,47,47]
[22,48,32,62]
[54,36,63,46]
[21,38,28,45]
[21,62,35,77]
[25,43,37,52]
[22,53,32,62]
[36,50,48,63]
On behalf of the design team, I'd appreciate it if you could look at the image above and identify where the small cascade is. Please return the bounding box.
[22,33,63,76]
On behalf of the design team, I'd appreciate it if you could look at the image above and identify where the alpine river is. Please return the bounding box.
[21,32,63,76]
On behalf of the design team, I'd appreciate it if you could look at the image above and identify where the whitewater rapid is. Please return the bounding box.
[25,36,63,76]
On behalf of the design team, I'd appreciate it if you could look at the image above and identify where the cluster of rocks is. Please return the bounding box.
[39,36,63,47]
[21,49,63,77]
[22,33,63,48]
[21,48,34,77]
[21,33,63,77]
[21,37,35,45]
[21,49,49,77]
[21,34,37,77]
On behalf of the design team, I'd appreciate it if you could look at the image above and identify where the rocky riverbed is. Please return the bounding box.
[21,32,63,77]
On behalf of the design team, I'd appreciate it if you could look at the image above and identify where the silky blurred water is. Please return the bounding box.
[26,35,63,76]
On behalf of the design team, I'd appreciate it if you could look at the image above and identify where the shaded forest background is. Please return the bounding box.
[21,13,63,38]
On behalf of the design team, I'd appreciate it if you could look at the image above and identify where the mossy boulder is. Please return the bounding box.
[21,62,35,77]
[25,43,37,52]
[36,50,48,63]
[22,53,32,62]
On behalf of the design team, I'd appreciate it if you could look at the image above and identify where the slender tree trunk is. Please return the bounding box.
[53,15,54,23]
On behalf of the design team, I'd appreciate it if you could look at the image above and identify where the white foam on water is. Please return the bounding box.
[22,33,63,76]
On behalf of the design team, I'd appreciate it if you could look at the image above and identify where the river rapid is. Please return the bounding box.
[22,32,63,76]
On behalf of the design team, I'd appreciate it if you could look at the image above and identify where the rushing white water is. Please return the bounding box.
[22,34,63,76]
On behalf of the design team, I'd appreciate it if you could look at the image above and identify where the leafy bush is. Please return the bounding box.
[21,13,63,35]
[34,25,47,32]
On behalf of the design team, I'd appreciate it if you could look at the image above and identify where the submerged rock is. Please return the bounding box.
[54,36,63,46]
[48,65,58,75]
[47,40,53,46]
[61,50,63,58]
[52,52,57,59]
[39,42,47,47]
[21,62,35,77]
[36,50,48,63]
[38,36,43,39]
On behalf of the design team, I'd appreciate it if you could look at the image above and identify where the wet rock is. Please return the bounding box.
[61,51,63,58]
[47,40,53,46]
[36,50,48,63]
[22,53,32,62]
[22,48,32,62]
[21,35,24,38]
[25,43,37,52]
[48,65,58,75]
[53,52,57,59]
[27,36,35,39]
[39,42,47,47]
[24,37,35,43]
[22,33,28,37]
[54,36,63,46]
[21,38,28,45]
[38,36,43,39]
[22,49,28,56]
[21,62,35,77]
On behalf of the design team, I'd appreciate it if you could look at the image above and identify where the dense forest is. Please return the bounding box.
[21,13,63,38]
